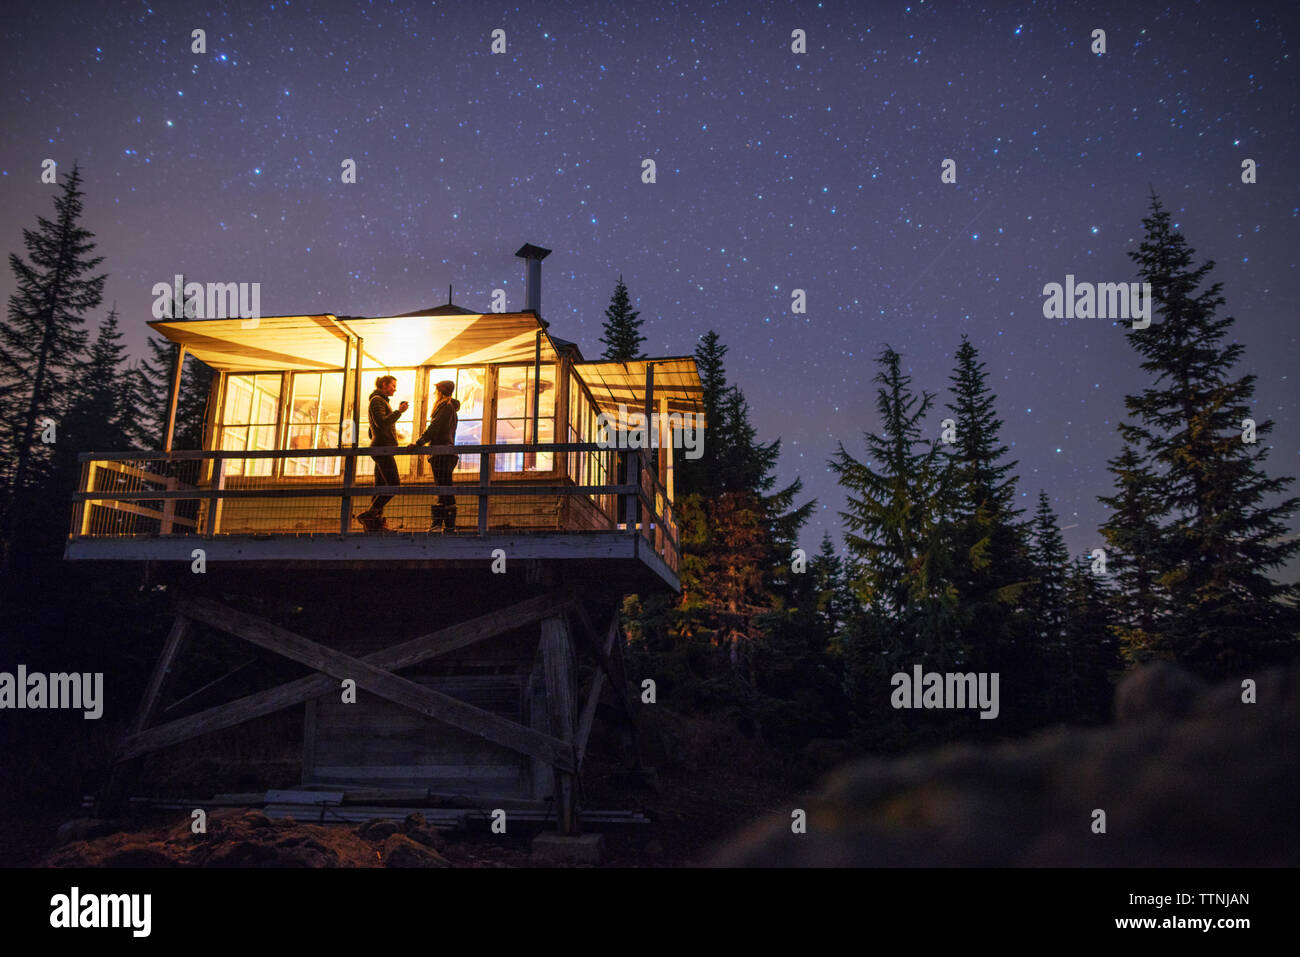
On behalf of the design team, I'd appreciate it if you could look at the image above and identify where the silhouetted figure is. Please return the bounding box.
[356,375,407,532]
[416,379,461,533]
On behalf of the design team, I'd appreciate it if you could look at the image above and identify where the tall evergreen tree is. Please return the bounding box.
[597,276,645,361]
[1025,491,1073,717]
[62,304,129,450]
[1110,192,1300,677]
[676,330,728,497]
[1098,442,1165,664]
[0,163,105,572]
[0,162,104,511]
[829,346,957,660]
[137,334,213,450]
[1063,551,1121,722]
[46,307,134,557]
[941,335,1033,671]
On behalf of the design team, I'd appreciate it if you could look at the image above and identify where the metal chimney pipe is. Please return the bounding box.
[514,243,552,316]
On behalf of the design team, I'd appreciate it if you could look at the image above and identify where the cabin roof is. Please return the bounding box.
[391,302,479,317]
[148,313,705,421]
[149,312,560,372]
[578,357,706,420]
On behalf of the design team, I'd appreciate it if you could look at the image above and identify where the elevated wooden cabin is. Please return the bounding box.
[68,245,704,835]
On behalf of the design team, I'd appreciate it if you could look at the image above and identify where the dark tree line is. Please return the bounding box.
[2,172,1294,797]
[615,194,1299,756]
[0,165,215,582]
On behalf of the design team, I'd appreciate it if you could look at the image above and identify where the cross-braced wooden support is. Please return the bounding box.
[100,592,576,814]
[102,590,643,834]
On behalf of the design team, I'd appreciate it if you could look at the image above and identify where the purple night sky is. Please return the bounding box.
[2,1,1297,573]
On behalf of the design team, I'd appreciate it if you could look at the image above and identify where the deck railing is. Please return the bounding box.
[70,443,679,572]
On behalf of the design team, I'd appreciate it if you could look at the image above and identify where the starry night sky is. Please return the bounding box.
[2,1,1297,574]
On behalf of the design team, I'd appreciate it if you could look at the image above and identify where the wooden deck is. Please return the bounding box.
[65,442,680,591]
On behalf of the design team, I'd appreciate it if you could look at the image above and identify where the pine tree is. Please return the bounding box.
[941,335,1033,671]
[1113,193,1300,677]
[1098,442,1165,664]
[807,532,850,645]
[676,330,728,497]
[62,304,129,450]
[1063,551,1121,722]
[44,307,134,556]
[137,334,213,450]
[1025,491,1073,716]
[597,276,645,361]
[0,162,105,510]
[829,346,957,660]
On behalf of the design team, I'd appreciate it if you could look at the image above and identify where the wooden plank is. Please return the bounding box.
[526,666,551,800]
[117,593,569,760]
[75,482,636,502]
[163,343,186,453]
[570,600,635,723]
[160,474,178,535]
[175,596,575,772]
[127,615,190,738]
[265,789,344,805]
[310,764,523,779]
[540,614,577,833]
[604,606,642,768]
[574,665,605,771]
[95,458,184,486]
[77,498,197,526]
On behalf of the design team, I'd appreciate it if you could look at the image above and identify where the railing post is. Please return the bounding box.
[339,450,356,535]
[161,473,178,535]
[78,461,97,537]
[206,455,224,537]
[477,447,490,535]
[624,449,639,532]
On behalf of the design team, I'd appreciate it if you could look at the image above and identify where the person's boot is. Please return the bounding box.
[443,504,458,534]
[355,509,379,532]
[428,504,445,533]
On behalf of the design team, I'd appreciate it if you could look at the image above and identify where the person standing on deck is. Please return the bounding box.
[415,379,461,533]
[356,375,407,532]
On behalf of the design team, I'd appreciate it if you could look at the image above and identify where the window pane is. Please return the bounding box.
[319,373,343,422]
[494,418,524,472]
[496,368,528,419]
[457,367,486,419]
[536,418,554,471]
[456,419,482,472]
[291,373,321,424]
[536,365,555,418]
[224,377,253,424]
[253,375,281,424]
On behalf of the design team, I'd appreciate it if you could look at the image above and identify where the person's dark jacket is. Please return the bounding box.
[368,389,403,447]
[416,397,460,449]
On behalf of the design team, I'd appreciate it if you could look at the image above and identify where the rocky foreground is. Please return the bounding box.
[709,663,1298,866]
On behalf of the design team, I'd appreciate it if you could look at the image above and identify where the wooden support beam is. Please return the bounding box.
[574,611,619,771]
[163,344,187,453]
[525,664,552,801]
[603,606,643,768]
[569,599,636,725]
[100,614,191,814]
[175,595,576,772]
[117,593,569,760]
[129,615,190,737]
[540,614,578,834]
